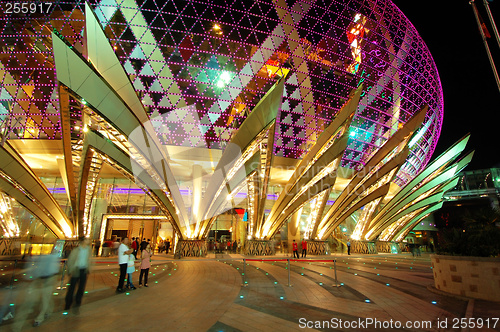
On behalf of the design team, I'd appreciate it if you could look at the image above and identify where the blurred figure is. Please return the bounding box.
[112,237,120,256]
[133,237,140,256]
[140,238,147,252]
[131,237,138,259]
[165,239,171,254]
[12,247,61,330]
[416,244,421,257]
[65,237,91,314]
[139,243,152,287]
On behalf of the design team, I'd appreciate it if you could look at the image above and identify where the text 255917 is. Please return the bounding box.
[2,2,53,15]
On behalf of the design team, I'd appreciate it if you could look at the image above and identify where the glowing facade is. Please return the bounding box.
[1,0,443,185]
[0,0,463,255]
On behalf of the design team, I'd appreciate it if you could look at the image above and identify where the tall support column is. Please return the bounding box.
[91,198,108,241]
[192,164,203,223]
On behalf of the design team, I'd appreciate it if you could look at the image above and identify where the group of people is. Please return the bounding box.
[116,237,153,292]
[156,239,171,254]
[407,243,422,256]
[291,239,308,258]
[210,239,241,253]
[64,236,154,316]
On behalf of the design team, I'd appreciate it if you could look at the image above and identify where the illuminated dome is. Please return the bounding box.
[0,0,443,186]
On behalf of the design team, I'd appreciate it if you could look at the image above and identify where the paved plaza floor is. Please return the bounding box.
[0,252,499,331]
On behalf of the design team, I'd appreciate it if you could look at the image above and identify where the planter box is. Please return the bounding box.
[431,254,500,302]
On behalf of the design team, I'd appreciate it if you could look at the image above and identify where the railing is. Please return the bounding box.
[242,258,338,287]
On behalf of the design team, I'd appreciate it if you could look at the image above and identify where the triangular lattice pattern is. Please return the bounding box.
[0,0,444,185]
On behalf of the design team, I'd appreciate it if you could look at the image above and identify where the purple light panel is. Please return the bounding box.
[0,0,443,186]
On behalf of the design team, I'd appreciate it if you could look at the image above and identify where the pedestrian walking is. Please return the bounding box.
[125,253,137,290]
[139,243,152,287]
[12,247,61,330]
[165,239,171,254]
[301,239,307,258]
[117,238,133,293]
[65,237,92,313]
[292,240,299,258]
[112,237,120,256]
[347,240,351,255]
[131,237,138,259]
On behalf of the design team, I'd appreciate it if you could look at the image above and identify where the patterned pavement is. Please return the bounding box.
[1,253,499,331]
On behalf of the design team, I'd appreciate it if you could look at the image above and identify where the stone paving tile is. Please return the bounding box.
[243,261,392,321]
[219,303,319,331]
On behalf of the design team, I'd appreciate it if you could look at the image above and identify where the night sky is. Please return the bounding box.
[393,0,500,170]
